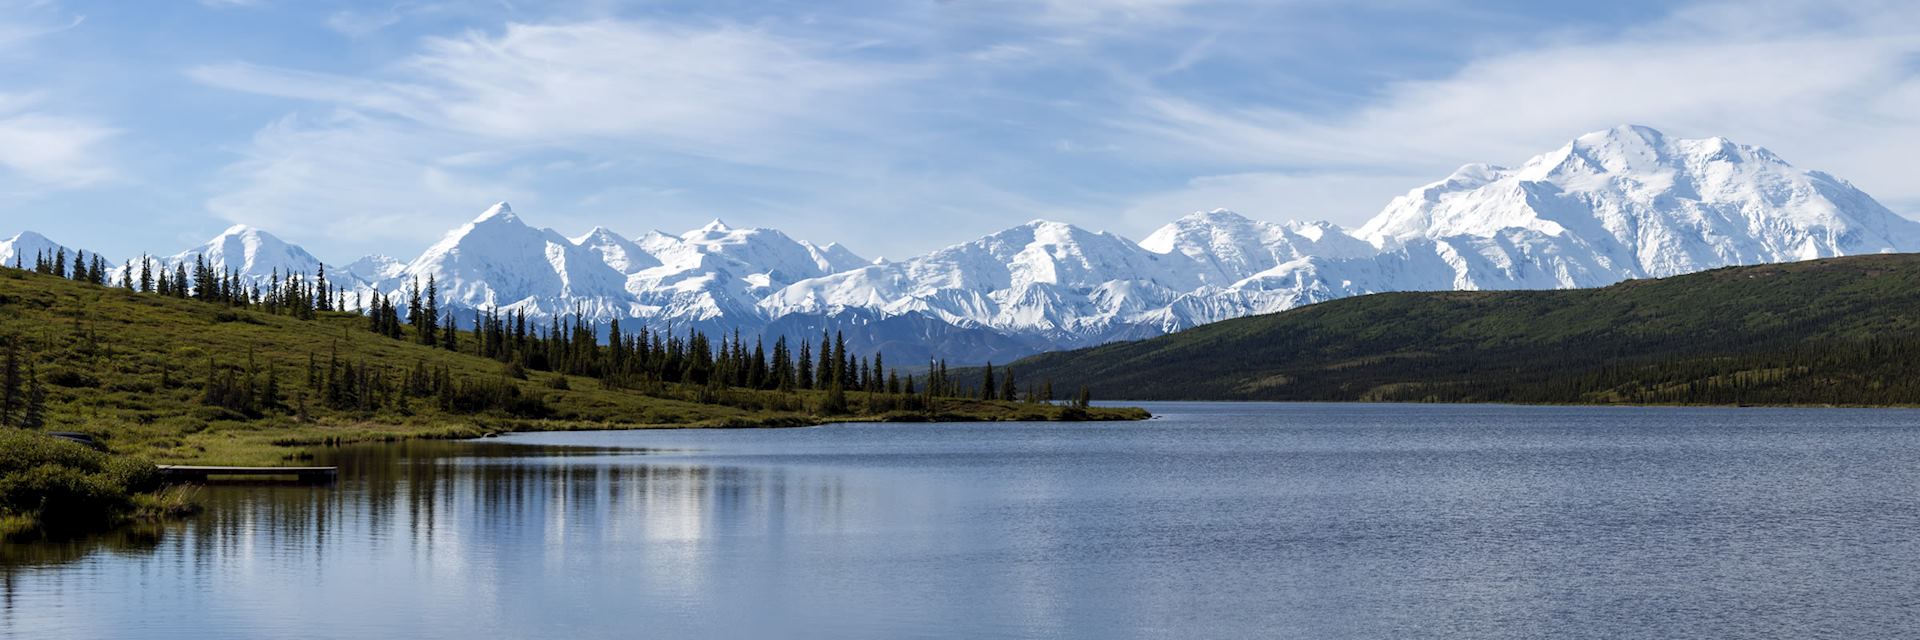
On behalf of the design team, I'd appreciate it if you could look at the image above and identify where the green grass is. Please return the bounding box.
[0,429,188,539]
[1009,254,1920,406]
[0,268,1145,470]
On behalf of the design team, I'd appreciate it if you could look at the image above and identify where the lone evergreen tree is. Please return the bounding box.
[20,362,44,430]
[421,276,440,347]
[981,362,996,401]
[0,338,19,426]
[823,380,849,415]
[797,339,813,390]
[407,279,426,344]
[441,312,459,351]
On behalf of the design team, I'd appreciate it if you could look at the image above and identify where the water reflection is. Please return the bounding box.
[8,405,1920,639]
[1,438,899,639]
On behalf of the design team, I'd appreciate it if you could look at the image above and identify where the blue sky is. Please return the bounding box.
[3,0,1919,263]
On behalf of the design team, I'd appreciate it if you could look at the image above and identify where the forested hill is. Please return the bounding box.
[1007,254,1920,405]
[0,263,1141,466]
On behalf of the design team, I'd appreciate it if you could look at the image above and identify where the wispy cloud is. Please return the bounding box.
[205,110,528,247]
[0,97,117,188]
[0,5,116,190]
[1111,0,1920,223]
[189,17,929,252]
[175,0,1920,260]
[195,20,913,164]
[323,2,460,37]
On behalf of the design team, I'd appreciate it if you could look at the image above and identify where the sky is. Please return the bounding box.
[3,0,1920,264]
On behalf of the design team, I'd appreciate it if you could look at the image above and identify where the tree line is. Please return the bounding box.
[0,337,47,429]
[5,248,1083,419]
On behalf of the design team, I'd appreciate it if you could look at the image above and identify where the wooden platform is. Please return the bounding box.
[158,465,338,484]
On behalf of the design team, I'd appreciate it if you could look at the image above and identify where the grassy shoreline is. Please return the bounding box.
[0,430,200,541]
[158,398,1150,467]
[2,404,1146,541]
[0,265,1149,540]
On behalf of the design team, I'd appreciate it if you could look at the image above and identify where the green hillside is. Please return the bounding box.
[0,267,1143,469]
[1009,254,1920,405]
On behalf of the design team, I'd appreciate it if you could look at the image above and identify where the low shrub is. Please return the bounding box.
[0,430,184,538]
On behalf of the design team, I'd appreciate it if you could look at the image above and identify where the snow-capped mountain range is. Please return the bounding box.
[14,126,1920,362]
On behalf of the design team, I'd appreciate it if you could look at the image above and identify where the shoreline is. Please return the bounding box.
[1096,398,1920,410]
[150,403,1153,467]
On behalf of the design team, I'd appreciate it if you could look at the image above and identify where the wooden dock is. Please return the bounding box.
[158,465,338,484]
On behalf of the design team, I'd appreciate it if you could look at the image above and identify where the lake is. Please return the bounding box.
[7,403,1920,639]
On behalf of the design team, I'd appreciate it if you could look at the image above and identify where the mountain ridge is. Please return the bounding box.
[997,253,1920,405]
[17,125,1920,363]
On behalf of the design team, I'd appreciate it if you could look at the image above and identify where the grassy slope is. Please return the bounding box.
[1010,254,1920,405]
[0,269,1144,466]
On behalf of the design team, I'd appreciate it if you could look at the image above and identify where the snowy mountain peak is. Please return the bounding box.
[800,240,869,275]
[185,224,328,277]
[571,225,623,246]
[345,254,406,285]
[473,202,519,224]
[403,202,630,315]
[572,225,661,274]
[3,230,54,246]
[0,231,91,268]
[1358,124,1920,280]
[1138,208,1374,287]
[34,126,1916,365]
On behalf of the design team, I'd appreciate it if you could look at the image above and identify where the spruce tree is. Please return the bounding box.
[797,339,814,390]
[407,279,425,342]
[981,362,996,401]
[422,276,440,347]
[441,312,458,352]
[262,365,281,412]
[816,332,832,391]
[834,332,850,388]
[0,338,19,426]
[1001,366,1016,403]
[192,254,208,299]
[139,256,153,293]
[20,362,44,430]
[823,379,848,415]
[316,265,331,311]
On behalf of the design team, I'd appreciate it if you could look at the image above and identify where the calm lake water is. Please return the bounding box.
[7,403,1920,639]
